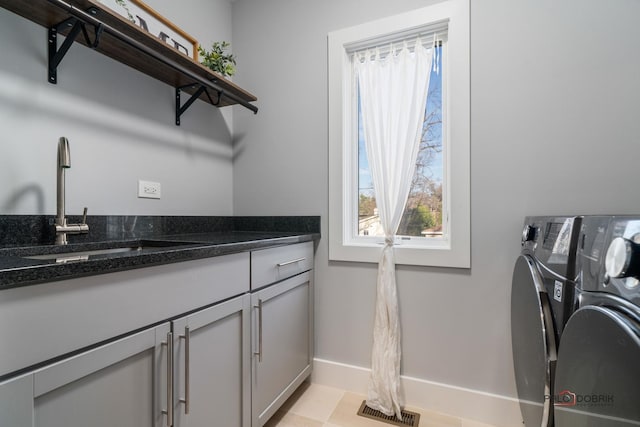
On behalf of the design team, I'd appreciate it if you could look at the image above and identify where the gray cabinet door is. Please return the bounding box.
[0,322,172,427]
[251,271,312,426]
[0,374,33,427]
[172,294,251,427]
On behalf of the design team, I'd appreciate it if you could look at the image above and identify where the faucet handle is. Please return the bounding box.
[78,207,89,233]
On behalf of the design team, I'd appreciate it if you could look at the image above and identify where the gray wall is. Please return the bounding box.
[232,0,640,398]
[0,0,235,216]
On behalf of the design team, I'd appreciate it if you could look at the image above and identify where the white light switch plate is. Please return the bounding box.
[138,180,161,199]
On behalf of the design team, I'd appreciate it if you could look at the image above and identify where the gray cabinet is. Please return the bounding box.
[0,252,250,379]
[0,322,171,427]
[0,252,250,427]
[250,242,314,427]
[0,373,32,427]
[172,294,251,427]
[0,294,253,427]
[0,242,315,427]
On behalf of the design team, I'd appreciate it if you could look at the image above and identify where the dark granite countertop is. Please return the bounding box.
[0,216,320,290]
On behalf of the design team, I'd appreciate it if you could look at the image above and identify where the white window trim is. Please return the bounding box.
[328,1,470,268]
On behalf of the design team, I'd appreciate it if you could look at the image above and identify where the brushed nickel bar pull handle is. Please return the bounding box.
[179,326,190,414]
[277,257,306,267]
[161,332,173,427]
[254,299,263,362]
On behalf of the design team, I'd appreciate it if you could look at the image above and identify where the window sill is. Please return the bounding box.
[329,241,470,268]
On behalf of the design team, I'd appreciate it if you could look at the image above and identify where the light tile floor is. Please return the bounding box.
[264,382,499,427]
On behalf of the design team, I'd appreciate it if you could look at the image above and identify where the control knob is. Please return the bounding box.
[521,225,536,245]
[605,237,640,278]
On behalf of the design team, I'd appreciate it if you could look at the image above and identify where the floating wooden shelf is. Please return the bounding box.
[0,0,258,122]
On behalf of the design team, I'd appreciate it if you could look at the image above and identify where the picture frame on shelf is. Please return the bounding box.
[99,0,199,61]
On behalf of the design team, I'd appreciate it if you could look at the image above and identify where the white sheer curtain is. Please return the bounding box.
[355,40,433,419]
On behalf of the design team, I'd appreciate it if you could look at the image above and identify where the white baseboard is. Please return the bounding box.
[311,358,523,427]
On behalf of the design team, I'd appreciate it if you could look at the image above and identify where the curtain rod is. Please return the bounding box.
[351,39,443,61]
[344,18,449,54]
[47,0,258,114]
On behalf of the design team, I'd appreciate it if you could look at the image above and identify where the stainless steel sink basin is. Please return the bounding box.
[23,240,200,264]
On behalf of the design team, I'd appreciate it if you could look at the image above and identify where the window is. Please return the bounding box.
[357,41,446,242]
[328,1,470,267]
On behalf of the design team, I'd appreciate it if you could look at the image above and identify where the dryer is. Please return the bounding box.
[554,216,640,426]
[511,216,583,427]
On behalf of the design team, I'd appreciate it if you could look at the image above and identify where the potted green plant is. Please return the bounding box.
[198,41,236,77]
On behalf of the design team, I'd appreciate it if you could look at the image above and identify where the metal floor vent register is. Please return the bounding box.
[357,400,420,427]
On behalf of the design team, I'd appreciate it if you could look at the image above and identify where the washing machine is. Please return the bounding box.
[554,216,640,426]
[511,216,583,427]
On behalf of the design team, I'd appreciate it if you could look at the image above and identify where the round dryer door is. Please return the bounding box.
[511,255,557,427]
[555,305,640,426]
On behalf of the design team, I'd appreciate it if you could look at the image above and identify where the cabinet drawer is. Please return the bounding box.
[251,242,313,290]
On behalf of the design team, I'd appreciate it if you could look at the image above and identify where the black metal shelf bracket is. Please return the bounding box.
[48,8,103,84]
[175,84,223,126]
